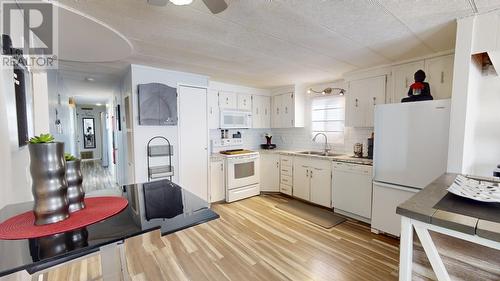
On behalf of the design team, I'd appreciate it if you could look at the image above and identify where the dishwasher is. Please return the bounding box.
[332,162,373,222]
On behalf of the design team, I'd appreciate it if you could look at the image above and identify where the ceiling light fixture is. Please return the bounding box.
[169,0,193,5]
[307,87,346,96]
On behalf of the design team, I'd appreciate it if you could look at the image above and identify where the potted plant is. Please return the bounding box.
[65,153,85,212]
[28,134,69,225]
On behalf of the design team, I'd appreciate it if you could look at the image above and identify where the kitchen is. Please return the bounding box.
[1,1,500,281]
[207,50,454,237]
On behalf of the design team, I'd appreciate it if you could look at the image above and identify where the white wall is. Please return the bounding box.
[447,12,500,177]
[0,59,50,209]
[128,64,209,184]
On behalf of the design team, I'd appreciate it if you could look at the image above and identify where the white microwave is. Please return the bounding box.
[220,110,252,129]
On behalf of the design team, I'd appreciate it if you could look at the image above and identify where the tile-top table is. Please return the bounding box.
[396,173,500,281]
[0,180,219,281]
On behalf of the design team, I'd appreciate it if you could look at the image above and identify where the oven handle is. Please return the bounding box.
[227,156,259,162]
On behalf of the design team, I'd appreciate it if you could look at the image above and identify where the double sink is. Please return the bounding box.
[296,151,344,157]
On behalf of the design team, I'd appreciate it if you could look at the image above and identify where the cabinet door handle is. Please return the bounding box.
[285,106,288,114]
[373,97,376,106]
[210,107,213,114]
[220,163,223,171]
[310,170,313,178]
[276,162,279,168]
[265,108,268,115]
[405,77,408,87]
[277,108,279,115]
[441,71,444,83]
[355,98,359,107]
[306,169,309,177]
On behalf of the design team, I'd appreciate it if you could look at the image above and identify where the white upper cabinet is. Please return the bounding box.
[252,95,271,128]
[391,60,425,103]
[424,55,454,100]
[346,75,386,128]
[208,90,220,129]
[219,91,237,110]
[390,55,454,103]
[237,94,252,111]
[271,91,302,128]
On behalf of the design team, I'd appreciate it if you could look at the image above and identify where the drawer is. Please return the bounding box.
[280,155,293,167]
[280,183,292,196]
[280,174,293,185]
[280,166,293,176]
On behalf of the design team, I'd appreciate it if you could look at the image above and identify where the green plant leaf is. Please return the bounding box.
[64,153,77,161]
[28,133,55,144]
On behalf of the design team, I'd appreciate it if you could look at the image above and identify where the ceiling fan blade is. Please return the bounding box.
[202,0,228,14]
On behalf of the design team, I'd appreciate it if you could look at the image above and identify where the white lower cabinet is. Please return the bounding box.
[292,156,332,207]
[209,158,225,203]
[279,155,293,195]
[260,153,280,192]
[332,162,373,220]
[371,182,418,237]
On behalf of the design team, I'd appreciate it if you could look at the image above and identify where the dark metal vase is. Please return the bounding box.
[66,159,85,212]
[28,142,69,225]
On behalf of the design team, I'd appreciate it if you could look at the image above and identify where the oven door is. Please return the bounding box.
[226,156,260,189]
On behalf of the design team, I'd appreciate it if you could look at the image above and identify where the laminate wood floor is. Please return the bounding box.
[81,160,119,193]
[42,194,500,281]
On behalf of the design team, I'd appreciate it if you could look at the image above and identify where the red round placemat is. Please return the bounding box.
[0,196,128,240]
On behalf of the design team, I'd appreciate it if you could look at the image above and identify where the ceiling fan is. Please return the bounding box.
[148,0,228,14]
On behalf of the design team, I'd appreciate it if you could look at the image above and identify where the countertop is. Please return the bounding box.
[396,173,500,242]
[0,180,219,277]
[258,149,373,166]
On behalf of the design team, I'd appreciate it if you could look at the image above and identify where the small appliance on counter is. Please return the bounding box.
[367,132,374,159]
[353,143,363,158]
[260,134,276,149]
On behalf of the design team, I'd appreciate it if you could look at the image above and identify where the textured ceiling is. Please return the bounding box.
[57,0,500,88]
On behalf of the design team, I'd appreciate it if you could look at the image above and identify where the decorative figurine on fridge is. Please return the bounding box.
[401,69,434,103]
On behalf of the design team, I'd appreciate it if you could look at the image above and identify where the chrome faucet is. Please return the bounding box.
[312,133,330,155]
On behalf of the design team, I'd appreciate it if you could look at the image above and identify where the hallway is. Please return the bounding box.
[81,160,119,193]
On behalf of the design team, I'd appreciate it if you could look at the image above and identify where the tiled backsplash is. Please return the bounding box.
[210,127,374,156]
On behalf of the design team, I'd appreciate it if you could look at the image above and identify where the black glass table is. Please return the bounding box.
[0,180,219,280]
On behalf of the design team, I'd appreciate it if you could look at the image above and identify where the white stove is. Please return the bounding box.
[212,139,260,203]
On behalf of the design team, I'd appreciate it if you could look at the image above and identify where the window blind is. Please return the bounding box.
[311,95,345,144]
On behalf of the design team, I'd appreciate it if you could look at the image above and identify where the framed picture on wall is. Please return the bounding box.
[83,118,96,149]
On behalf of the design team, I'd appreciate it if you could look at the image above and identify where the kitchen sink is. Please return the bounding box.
[297,151,343,157]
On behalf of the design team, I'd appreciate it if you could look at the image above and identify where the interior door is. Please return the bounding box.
[293,157,310,201]
[178,86,208,201]
[309,160,332,207]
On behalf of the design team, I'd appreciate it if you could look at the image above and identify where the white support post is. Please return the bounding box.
[100,242,129,281]
[399,217,413,281]
[414,226,451,281]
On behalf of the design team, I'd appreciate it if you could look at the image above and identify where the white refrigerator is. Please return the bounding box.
[371,99,451,236]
